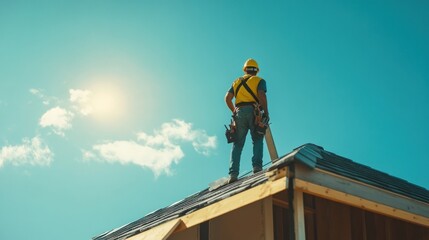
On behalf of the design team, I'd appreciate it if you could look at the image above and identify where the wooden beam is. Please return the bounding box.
[175,176,287,232]
[295,179,429,227]
[266,167,287,181]
[263,197,275,240]
[293,190,306,240]
[265,126,278,162]
[127,219,182,240]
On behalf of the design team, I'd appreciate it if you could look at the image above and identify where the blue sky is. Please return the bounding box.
[1,1,428,239]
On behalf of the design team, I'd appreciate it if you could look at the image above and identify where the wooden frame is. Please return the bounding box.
[293,164,429,221]
[265,126,279,162]
[263,197,275,240]
[294,178,429,227]
[294,164,429,217]
[128,163,429,240]
[293,190,306,240]
[127,219,182,240]
[177,176,287,232]
[127,176,286,240]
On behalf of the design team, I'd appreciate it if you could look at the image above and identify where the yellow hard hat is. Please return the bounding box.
[243,58,259,72]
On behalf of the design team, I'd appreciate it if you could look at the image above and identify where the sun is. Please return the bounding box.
[88,82,128,123]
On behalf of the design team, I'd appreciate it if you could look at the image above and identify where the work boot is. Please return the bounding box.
[228,175,238,184]
[253,167,262,174]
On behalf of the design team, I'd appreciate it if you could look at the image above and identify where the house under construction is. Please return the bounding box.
[93,143,429,240]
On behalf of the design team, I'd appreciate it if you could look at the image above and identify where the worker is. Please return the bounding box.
[225,58,269,183]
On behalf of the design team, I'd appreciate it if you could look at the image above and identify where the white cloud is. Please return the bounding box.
[29,88,55,105]
[29,88,41,95]
[86,119,217,176]
[192,135,217,156]
[92,141,184,176]
[39,107,74,136]
[69,89,92,115]
[0,136,53,168]
[137,119,217,155]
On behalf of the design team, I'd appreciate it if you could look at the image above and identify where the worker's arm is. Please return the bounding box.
[258,90,269,117]
[225,92,235,113]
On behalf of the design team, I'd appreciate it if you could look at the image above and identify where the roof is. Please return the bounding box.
[93,143,429,240]
[271,143,429,204]
[94,170,269,240]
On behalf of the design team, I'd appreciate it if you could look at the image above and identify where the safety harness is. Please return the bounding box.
[225,76,269,143]
[234,76,259,105]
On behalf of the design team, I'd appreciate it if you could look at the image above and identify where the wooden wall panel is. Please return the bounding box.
[273,205,289,240]
[309,194,429,240]
[314,197,352,240]
[274,192,429,240]
[304,212,316,240]
[272,198,317,240]
[303,193,316,240]
[372,212,387,240]
[364,210,377,240]
[405,220,429,240]
[210,201,265,240]
[388,217,406,240]
[314,198,329,240]
[350,207,366,240]
[332,200,352,240]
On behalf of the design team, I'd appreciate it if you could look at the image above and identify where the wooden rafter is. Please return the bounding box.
[175,176,286,232]
[126,219,182,240]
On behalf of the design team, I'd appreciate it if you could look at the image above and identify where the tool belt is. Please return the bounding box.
[253,103,269,136]
[224,118,237,144]
[225,104,269,144]
[235,102,255,107]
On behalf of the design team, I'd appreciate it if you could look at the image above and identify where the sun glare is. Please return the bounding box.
[88,82,128,123]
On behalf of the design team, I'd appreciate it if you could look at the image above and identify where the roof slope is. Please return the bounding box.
[272,143,429,204]
[93,143,429,240]
[94,171,269,240]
